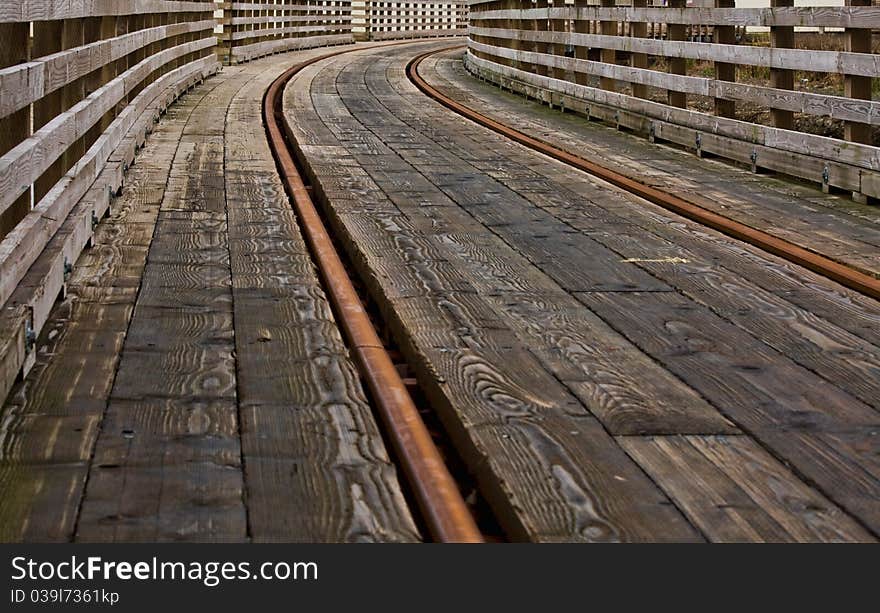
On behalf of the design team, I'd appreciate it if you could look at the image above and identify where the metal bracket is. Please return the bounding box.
[614,111,620,129]
[648,123,656,143]
[695,133,702,157]
[63,255,73,280]
[750,149,758,173]
[91,209,99,230]
[822,165,830,193]
[25,319,36,353]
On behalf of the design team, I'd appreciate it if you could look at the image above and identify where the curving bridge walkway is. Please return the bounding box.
[2,40,878,542]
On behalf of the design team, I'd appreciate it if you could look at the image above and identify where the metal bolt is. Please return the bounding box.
[63,256,73,279]
[750,150,758,172]
[91,210,99,230]
[822,165,830,185]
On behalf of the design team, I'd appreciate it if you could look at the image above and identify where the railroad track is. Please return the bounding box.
[263,45,487,544]
[263,42,879,543]
[407,46,880,303]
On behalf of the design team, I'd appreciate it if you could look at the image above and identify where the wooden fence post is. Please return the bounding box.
[666,0,686,108]
[550,0,566,82]
[844,0,872,146]
[574,0,589,87]
[599,0,616,92]
[0,22,30,237]
[630,0,647,100]
[714,0,736,118]
[770,0,794,130]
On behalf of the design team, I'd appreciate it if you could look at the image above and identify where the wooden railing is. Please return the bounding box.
[467,1,880,201]
[363,1,468,40]
[219,1,354,64]
[0,0,220,399]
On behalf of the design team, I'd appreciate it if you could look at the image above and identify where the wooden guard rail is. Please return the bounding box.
[0,0,221,400]
[219,1,355,64]
[360,1,468,40]
[467,1,880,202]
[0,3,474,405]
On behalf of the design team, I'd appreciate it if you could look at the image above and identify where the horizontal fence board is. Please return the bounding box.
[0,37,216,218]
[230,14,352,27]
[229,24,350,41]
[0,1,213,22]
[469,26,880,77]
[469,6,880,30]
[468,40,880,126]
[229,33,353,61]
[0,55,217,309]
[466,51,880,177]
[0,20,216,118]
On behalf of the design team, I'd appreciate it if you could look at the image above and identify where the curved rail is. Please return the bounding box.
[264,48,483,543]
[407,47,880,302]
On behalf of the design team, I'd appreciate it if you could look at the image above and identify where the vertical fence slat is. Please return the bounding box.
[770,0,794,130]
[0,22,30,236]
[845,0,872,146]
[714,0,736,118]
[666,0,687,109]
[630,0,647,100]
[600,0,616,93]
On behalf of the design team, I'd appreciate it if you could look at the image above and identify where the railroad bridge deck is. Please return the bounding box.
[1,39,878,542]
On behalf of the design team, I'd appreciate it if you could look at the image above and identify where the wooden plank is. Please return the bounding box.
[429,50,880,307]
[463,53,880,196]
[0,56,218,312]
[288,45,704,541]
[466,39,880,127]
[578,290,880,532]
[620,435,874,542]
[225,59,419,541]
[469,26,880,77]
[0,73,219,541]
[469,6,880,31]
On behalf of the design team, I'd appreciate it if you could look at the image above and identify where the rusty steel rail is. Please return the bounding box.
[264,49,483,543]
[407,47,880,303]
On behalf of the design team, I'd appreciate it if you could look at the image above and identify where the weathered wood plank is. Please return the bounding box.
[470,25,880,77]
[465,52,880,199]
[468,39,880,126]
[620,435,874,542]
[225,59,420,542]
[0,82,206,540]
[288,45,705,541]
[470,6,880,29]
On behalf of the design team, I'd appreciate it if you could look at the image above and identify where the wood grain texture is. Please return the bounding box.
[620,435,874,542]
[0,80,210,541]
[287,44,707,541]
[463,52,880,198]
[225,56,419,542]
[289,41,880,541]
